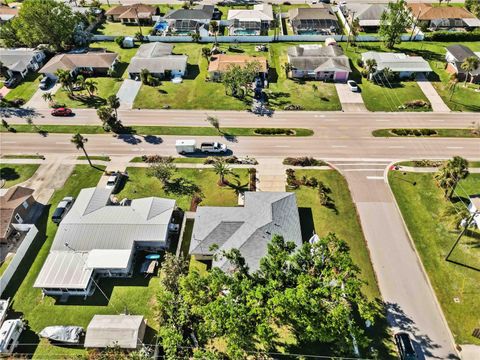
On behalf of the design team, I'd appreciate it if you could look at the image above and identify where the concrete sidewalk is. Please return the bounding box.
[255,158,286,192]
[416,74,450,113]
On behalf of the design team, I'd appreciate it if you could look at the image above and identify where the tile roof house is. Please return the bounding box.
[105,3,159,24]
[0,48,46,79]
[207,54,268,81]
[162,5,214,34]
[189,192,302,272]
[84,315,146,349]
[0,186,35,243]
[227,4,274,36]
[0,4,18,23]
[39,51,118,79]
[445,44,480,83]
[287,44,351,82]
[361,51,432,79]
[408,3,480,30]
[34,187,176,297]
[288,5,339,35]
[341,3,388,32]
[127,42,188,80]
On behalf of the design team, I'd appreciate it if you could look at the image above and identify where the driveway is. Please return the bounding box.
[116,79,142,109]
[25,83,61,109]
[335,83,367,112]
[416,74,450,113]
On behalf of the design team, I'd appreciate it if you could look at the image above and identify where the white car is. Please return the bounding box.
[347,80,359,92]
[105,172,123,192]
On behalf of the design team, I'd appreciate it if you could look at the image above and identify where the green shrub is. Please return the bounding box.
[390,128,438,136]
[424,30,480,41]
[254,128,295,135]
[283,157,327,167]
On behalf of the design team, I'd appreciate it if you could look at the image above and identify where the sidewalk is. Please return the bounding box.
[416,74,450,113]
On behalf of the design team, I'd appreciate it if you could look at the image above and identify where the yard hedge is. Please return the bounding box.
[424,29,480,41]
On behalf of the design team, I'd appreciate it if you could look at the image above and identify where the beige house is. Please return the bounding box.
[105,4,158,24]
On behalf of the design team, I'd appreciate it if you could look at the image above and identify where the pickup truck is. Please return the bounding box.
[200,142,228,153]
[175,140,228,154]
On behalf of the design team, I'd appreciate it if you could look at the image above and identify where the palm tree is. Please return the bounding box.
[209,20,219,45]
[448,73,458,101]
[191,31,201,43]
[97,106,113,130]
[71,133,92,167]
[460,56,480,86]
[205,115,220,133]
[435,156,469,199]
[212,158,233,185]
[140,69,150,85]
[42,92,53,104]
[107,95,121,120]
[84,79,98,97]
[76,74,86,90]
[56,69,73,94]
[365,59,377,78]
[201,47,211,63]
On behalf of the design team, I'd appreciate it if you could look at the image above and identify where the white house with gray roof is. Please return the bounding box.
[361,51,432,79]
[127,42,188,80]
[0,48,45,79]
[189,192,302,272]
[34,187,176,297]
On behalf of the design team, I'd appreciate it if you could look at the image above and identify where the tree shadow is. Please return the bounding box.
[0,107,40,118]
[0,167,20,182]
[68,93,107,108]
[117,134,142,145]
[268,66,278,83]
[164,178,201,197]
[183,64,200,80]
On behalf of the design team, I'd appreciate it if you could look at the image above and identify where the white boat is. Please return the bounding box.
[39,326,84,344]
[0,298,9,325]
[0,318,24,355]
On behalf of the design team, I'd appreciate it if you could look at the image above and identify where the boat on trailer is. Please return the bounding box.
[39,326,84,344]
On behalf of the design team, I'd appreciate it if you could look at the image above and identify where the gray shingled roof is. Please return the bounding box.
[288,6,337,21]
[362,51,432,72]
[34,187,175,289]
[446,44,476,62]
[345,3,388,24]
[190,192,302,272]
[0,48,43,73]
[163,5,214,20]
[287,44,351,72]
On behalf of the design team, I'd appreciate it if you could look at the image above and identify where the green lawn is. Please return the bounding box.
[2,154,44,159]
[4,165,109,359]
[131,157,208,164]
[289,169,395,358]
[77,155,111,161]
[118,167,249,210]
[4,72,41,102]
[133,43,341,111]
[389,171,480,344]
[0,256,13,276]
[0,164,40,188]
[95,21,147,36]
[53,77,123,109]
[341,44,430,112]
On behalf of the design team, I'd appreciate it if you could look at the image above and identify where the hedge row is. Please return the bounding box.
[391,128,438,136]
[254,128,295,135]
[424,30,480,41]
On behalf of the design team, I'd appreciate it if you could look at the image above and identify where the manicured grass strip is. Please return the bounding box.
[0,164,40,188]
[131,156,206,164]
[396,160,480,168]
[372,128,478,138]
[2,124,313,137]
[0,256,13,276]
[389,172,480,345]
[77,155,111,162]
[2,154,44,159]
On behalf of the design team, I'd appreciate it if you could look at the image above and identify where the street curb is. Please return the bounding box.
[383,160,460,359]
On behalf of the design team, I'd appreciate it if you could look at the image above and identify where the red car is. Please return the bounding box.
[51,108,73,116]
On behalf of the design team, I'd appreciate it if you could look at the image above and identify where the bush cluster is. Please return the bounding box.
[424,30,480,42]
[283,104,304,111]
[391,128,438,136]
[412,160,444,167]
[141,155,174,163]
[283,157,327,167]
[402,100,431,109]
[254,128,295,135]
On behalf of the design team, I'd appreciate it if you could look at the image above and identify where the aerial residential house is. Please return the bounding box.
[207,54,268,81]
[161,5,214,35]
[39,51,118,79]
[288,5,340,35]
[127,42,188,80]
[189,192,302,272]
[445,44,480,83]
[0,187,35,243]
[84,315,146,349]
[287,44,351,82]
[227,4,274,36]
[361,51,432,79]
[0,4,18,23]
[0,48,45,79]
[104,3,159,24]
[34,187,177,297]
[468,196,480,229]
[408,3,480,30]
[341,3,388,32]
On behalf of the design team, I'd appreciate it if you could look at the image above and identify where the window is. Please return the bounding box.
[14,213,23,223]
[22,201,29,209]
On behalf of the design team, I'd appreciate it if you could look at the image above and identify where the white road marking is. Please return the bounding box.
[331,145,347,148]
[2,141,17,144]
[55,142,70,145]
[314,115,325,118]
[274,145,290,148]
[446,146,463,149]
[429,120,444,122]
[342,169,385,172]
[376,119,390,122]
[388,146,405,149]
[366,176,384,180]
[324,119,338,122]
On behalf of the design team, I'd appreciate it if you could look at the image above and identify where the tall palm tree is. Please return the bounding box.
[107,95,121,120]
[435,156,469,199]
[42,92,53,104]
[201,47,211,63]
[55,69,73,94]
[84,79,98,97]
[97,106,113,130]
[209,20,219,45]
[448,73,458,101]
[71,133,92,167]
[212,158,234,185]
[76,74,86,90]
[461,56,480,86]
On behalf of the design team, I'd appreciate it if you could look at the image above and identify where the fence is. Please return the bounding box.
[0,225,39,295]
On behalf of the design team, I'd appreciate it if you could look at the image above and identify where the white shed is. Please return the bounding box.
[84,315,146,349]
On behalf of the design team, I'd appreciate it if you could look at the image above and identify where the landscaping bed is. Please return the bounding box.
[372,128,479,138]
[389,171,480,345]
[0,164,40,188]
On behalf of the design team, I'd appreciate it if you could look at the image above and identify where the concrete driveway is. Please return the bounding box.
[116,79,142,109]
[416,74,450,113]
[335,83,367,112]
[25,83,61,109]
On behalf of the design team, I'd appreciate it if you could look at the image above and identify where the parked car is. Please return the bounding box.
[39,76,51,90]
[52,196,75,224]
[347,80,359,92]
[105,172,124,193]
[4,77,19,89]
[395,332,418,360]
[51,108,73,116]
[200,142,228,153]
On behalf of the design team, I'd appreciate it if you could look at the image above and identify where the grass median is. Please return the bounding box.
[372,128,478,138]
[1,124,314,137]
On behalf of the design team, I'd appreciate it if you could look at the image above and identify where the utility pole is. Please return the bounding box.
[134,8,143,38]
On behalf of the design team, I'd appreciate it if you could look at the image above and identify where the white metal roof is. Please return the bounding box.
[86,249,132,269]
[84,315,146,349]
[463,17,480,27]
[362,51,432,73]
[175,139,196,146]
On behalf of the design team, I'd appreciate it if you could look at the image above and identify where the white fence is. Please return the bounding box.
[0,225,39,295]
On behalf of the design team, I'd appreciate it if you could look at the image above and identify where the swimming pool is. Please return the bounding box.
[233,29,259,35]
[154,21,168,32]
